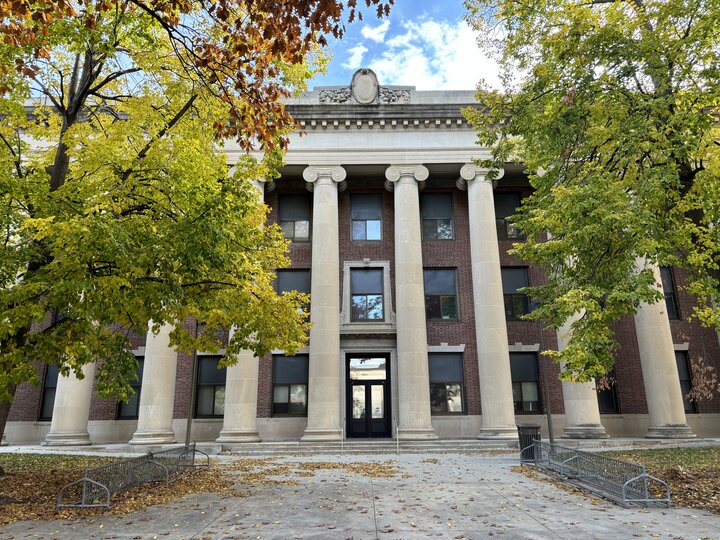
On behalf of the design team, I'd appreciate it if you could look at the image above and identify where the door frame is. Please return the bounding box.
[345,352,392,438]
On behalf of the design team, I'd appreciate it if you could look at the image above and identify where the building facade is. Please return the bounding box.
[5,70,720,446]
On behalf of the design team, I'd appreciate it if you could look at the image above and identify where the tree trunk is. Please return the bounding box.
[0,383,17,445]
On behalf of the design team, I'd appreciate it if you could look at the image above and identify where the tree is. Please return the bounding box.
[0,1,393,441]
[464,0,720,381]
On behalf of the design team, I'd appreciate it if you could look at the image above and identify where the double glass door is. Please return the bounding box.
[347,354,391,438]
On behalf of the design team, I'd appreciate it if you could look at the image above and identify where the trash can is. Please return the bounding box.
[517,423,541,462]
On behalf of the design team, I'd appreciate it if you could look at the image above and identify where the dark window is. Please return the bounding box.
[660,267,680,320]
[195,356,226,418]
[351,268,384,321]
[277,270,311,294]
[278,194,311,241]
[675,351,695,413]
[424,269,458,320]
[273,354,309,416]
[428,353,465,414]
[502,268,530,320]
[39,364,59,421]
[351,194,382,240]
[117,357,144,419]
[420,193,453,240]
[596,370,619,413]
[495,192,524,240]
[510,353,541,413]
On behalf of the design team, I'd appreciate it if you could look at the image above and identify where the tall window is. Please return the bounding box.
[272,354,308,416]
[428,353,465,414]
[596,370,619,414]
[195,355,226,418]
[660,266,680,320]
[424,269,458,320]
[117,357,144,419]
[502,267,530,320]
[675,351,695,413]
[39,364,59,421]
[495,191,524,240]
[420,193,453,240]
[278,194,311,241]
[510,353,541,413]
[350,268,384,321]
[351,194,382,240]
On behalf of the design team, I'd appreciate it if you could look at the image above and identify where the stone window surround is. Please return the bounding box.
[341,260,396,332]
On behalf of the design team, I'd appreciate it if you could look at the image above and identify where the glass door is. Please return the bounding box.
[346,354,391,438]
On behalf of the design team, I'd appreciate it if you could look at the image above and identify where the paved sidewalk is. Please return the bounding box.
[1,452,719,539]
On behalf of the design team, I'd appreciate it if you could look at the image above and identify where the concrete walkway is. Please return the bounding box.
[1,451,719,539]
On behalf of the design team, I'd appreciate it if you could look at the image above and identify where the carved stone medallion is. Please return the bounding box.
[351,69,379,104]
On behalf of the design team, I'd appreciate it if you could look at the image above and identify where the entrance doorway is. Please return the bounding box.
[346,354,391,438]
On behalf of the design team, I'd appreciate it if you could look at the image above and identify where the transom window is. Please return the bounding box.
[278,194,311,241]
[39,364,59,421]
[424,269,458,320]
[273,354,309,416]
[117,357,143,419]
[495,192,524,240]
[660,266,680,320]
[195,356,226,418]
[502,267,531,320]
[428,353,465,414]
[351,194,382,241]
[675,351,695,413]
[420,193,453,240]
[350,268,384,321]
[510,353,541,413]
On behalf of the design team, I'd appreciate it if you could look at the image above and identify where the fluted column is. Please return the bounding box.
[217,180,265,444]
[557,314,608,438]
[385,165,437,440]
[459,164,516,440]
[634,262,695,438]
[301,166,346,441]
[43,362,95,446]
[130,322,178,445]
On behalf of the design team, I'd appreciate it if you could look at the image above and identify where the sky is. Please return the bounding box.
[308,0,502,91]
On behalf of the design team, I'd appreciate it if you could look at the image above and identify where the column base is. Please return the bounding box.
[478,426,518,440]
[42,431,92,446]
[129,430,177,445]
[396,427,438,440]
[562,424,609,439]
[646,424,696,439]
[301,428,343,442]
[1,434,8,446]
[216,430,261,444]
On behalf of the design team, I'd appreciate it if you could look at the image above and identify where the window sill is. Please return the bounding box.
[340,321,396,335]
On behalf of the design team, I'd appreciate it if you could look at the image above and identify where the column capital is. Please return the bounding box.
[457,163,505,190]
[384,164,429,191]
[303,166,347,192]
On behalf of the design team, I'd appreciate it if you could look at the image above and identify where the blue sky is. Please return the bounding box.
[308,0,501,91]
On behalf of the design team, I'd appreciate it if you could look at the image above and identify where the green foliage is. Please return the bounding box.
[465,0,720,380]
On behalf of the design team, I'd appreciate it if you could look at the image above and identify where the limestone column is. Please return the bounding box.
[301,166,346,442]
[385,165,438,440]
[42,362,95,446]
[217,180,265,444]
[1,432,7,445]
[557,314,608,438]
[634,262,695,438]
[459,164,516,440]
[130,322,178,445]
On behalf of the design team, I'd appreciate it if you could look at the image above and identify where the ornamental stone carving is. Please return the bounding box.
[317,68,412,105]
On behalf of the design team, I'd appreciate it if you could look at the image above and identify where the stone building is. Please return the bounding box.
[5,69,720,446]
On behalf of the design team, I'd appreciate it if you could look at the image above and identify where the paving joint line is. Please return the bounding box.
[370,476,379,540]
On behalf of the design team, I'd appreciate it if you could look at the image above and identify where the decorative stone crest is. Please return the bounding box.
[318,68,412,105]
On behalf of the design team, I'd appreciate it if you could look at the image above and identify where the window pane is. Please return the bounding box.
[198,356,226,385]
[421,193,452,219]
[351,194,382,219]
[349,357,387,380]
[274,385,289,403]
[274,355,309,384]
[423,219,439,240]
[510,353,538,380]
[277,270,311,294]
[428,353,464,382]
[279,195,310,220]
[446,383,463,412]
[118,393,139,419]
[294,220,310,240]
[214,386,225,415]
[371,385,384,418]
[660,266,675,293]
[280,221,295,237]
[45,364,59,387]
[521,382,540,411]
[289,384,307,415]
[424,269,456,295]
[430,383,447,412]
[366,294,384,319]
[501,268,529,294]
[425,295,441,319]
[436,219,453,240]
[352,385,366,419]
[351,295,366,321]
[40,388,56,420]
[441,296,457,320]
[352,220,366,240]
[494,192,521,219]
[351,268,383,294]
[366,220,382,240]
[675,352,690,379]
[196,386,215,416]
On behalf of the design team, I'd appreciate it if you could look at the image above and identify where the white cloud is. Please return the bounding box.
[343,44,368,70]
[360,20,391,43]
[367,19,501,91]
